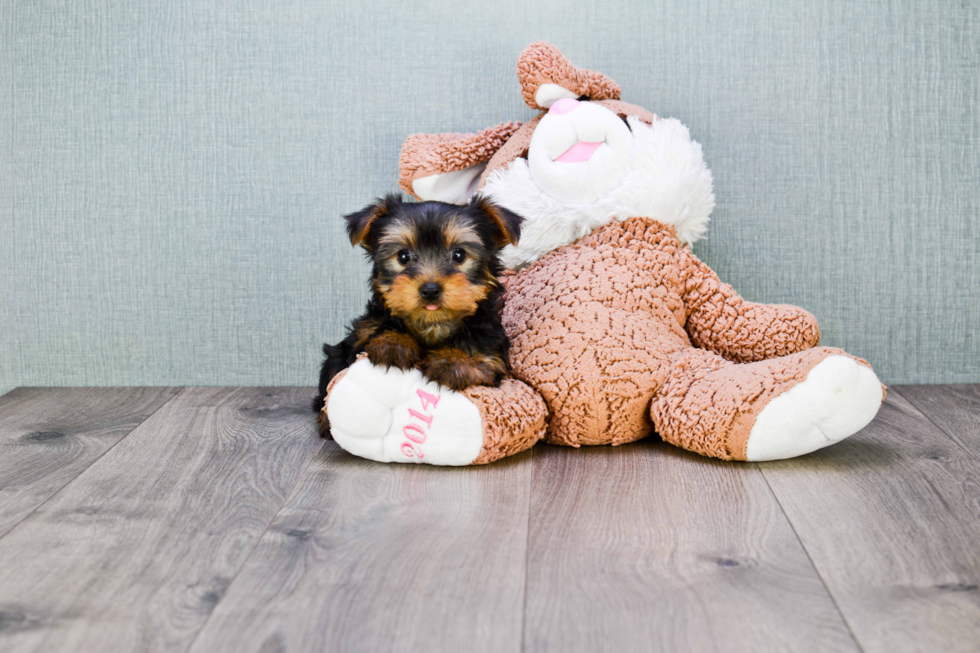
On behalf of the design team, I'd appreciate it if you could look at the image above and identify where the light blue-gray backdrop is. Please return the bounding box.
[2,0,978,395]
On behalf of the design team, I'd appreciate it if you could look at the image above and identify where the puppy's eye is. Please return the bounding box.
[451,248,466,264]
[396,250,412,265]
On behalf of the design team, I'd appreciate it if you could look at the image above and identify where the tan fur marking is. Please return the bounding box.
[353,317,382,347]
[383,275,424,317]
[316,410,330,437]
[475,199,519,246]
[443,217,482,249]
[414,321,456,345]
[440,272,490,314]
[381,277,465,344]
[421,348,506,391]
[377,220,417,250]
[443,219,485,277]
[365,331,421,370]
[350,203,392,247]
[382,271,490,343]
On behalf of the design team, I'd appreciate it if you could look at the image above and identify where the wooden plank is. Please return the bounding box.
[0,387,180,537]
[760,392,980,653]
[894,384,980,457]
[0,387,323,653]
[186,444,534,653]
[523,442,858,652]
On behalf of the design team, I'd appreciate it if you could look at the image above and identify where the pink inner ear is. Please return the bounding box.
[555,141,603,163]
[549,97,580,115]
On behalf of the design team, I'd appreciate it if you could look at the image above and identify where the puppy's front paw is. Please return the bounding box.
[421,348,506,391]
[366,331,421,370]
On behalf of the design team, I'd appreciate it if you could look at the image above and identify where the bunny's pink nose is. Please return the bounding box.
[549,98,579,115]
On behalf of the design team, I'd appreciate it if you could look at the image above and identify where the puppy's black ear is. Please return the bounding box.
[345,194,401,248]
[470,195,522,247]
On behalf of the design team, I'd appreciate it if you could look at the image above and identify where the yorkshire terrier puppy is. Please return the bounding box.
[313,194,523,438]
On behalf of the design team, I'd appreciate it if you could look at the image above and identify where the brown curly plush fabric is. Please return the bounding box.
[318,359,358,435]
[500,217,826,455]
[478,115,543,188]
[593,99,658,126]
[465,378,548,464]
[398,121,523,196]
[517,41,621,110]
[681,258,821,363]
[652,347,865,460]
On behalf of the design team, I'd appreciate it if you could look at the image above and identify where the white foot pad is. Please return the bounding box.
[746,355,883,462]
[326,359,484,465]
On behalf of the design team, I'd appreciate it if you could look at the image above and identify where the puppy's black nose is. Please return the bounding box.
[419,282,442,300]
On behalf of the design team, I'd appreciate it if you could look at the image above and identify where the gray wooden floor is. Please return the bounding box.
[0,386,978,653]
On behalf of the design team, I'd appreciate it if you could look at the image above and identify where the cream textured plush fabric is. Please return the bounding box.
[325,42,884,465]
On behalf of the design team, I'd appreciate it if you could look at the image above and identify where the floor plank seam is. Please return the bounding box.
[180,437,330,653]
[890,387,980,463]
[756,463,866,653]
[0,386,187,542]
[519,447,534,653]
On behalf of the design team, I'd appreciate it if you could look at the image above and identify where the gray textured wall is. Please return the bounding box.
[2,0,978,395]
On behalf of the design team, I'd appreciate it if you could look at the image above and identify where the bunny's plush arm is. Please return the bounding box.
[674,246,821,363]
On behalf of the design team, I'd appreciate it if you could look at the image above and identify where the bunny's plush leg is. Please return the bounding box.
[505,301,684,448]
[651,347,884,461]
[323,357,546,466]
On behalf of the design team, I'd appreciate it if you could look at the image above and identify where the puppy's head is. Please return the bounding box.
[345,194,522,330]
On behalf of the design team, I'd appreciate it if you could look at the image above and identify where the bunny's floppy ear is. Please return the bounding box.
[517,42,621,110]
[399,122,523,204]
[345,194,401,249]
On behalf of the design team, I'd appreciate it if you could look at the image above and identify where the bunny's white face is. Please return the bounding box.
[526,99,635,205]
[483,101,715,269]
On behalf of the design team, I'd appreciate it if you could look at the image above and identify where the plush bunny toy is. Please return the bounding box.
[323,42,884,465]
